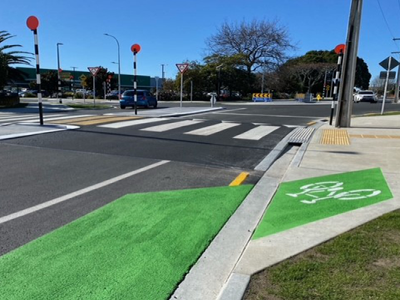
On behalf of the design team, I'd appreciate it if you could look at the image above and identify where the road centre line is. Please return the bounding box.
[213,112,320,119]
[229,172,250,186]
[0,160,170,225]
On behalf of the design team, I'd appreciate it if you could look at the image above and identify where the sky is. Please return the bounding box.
[2,0,400,82]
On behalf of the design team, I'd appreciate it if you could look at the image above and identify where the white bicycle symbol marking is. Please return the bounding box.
[286,181,381,204]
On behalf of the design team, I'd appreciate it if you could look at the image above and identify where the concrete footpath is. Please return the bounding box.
[171,114,400,300]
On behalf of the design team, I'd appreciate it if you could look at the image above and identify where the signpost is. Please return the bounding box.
[26,16,44,125]
[88,67,100,106]
[176,63,189,108]
[131,44,141,115]
[330,44,345,125]
[379,56,399,115]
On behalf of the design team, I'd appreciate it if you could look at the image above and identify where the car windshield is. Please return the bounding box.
[123,91,144,97]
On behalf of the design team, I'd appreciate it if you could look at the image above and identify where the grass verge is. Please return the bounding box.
[0,185,253,300]
[359,111,400,117]
[67,103,112,109]
[244,209,400,300]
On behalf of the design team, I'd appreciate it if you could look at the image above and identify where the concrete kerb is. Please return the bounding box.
[0,123,79,140]
[170,135,303,300]
[216,125,322,300]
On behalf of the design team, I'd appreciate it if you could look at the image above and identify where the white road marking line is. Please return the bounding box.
[233,125,279,140]
[214,112,319,119]
[141,120,203,132]
[0,160,170,225]
[27,114,94,122]
[0,114,45,122]
[98,117,169,129]
[184,122,240,136]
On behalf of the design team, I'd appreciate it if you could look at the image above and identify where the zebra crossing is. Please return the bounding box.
[0,112,71,125]
[0,112,297,142]
[99,117,284,141]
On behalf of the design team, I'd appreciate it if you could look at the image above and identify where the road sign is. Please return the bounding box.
[176,63,189,73]
[334,44,346,55]
[379,57,399,70]
[380,71,396,79]
[88,67,100,76]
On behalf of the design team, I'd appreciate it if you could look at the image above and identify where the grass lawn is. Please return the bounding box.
[244,209,400,300]
[0,185,252,300]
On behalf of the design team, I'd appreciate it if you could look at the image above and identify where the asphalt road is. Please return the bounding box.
[1,100,399,255]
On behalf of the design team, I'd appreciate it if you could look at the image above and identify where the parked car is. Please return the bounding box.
[353,90,378,103]
[106,90,121,99]
[119,90,157,109]
[18,90,49,97]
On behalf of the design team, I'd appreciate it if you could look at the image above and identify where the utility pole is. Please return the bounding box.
[391,48,400,103]
[335,0,363,128]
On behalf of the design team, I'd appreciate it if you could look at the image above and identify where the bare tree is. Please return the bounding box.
[206,19,294,74]
[290,63,335,93]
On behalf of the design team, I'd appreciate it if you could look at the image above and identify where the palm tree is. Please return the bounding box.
[0,30,32,89]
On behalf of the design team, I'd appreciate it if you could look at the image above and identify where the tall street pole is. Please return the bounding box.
[161,64,165,80]
[57,42,63,104]
[335,0,363,128]
[71,66,77,100]
[104,33,121,99]
[391,49,400,103]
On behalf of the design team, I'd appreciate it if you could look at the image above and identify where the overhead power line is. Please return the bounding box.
[376,0,400,50]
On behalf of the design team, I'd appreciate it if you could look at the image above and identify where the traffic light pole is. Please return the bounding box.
[335,0,363,128]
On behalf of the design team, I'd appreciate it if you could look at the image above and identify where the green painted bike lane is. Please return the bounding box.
[253,168,393,240]
[0,185,253,300]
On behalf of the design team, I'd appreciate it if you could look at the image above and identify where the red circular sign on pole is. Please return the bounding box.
[27,16,39,30]
[334,44,346,55]
[131,44,141,54]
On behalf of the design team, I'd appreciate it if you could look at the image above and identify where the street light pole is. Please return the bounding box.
[216,64,223,101]
[104,33,121,99]
[391,48,400,103]
[56,42,63,103]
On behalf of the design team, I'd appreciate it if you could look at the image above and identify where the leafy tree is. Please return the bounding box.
[41,71,58,94]
[275,50,371,94]
[83,67,115,97]
[206,19,294,74]
[0,31,31,89]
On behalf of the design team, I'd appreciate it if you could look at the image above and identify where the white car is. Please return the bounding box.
[353,90,378,103]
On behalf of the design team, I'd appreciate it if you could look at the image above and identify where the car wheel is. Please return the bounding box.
[153,102,158,108]
[120,105,126,109]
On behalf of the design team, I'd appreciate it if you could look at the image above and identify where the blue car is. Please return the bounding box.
[120,90,157,109]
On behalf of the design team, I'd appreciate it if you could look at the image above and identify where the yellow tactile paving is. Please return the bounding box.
[49,116,108,124]
[349,134,400,139]
[320,129,350,145]
[49,116,142,126]
[73,116,142,125]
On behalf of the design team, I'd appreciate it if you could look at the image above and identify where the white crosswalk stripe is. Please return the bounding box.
[233,125,279,140]
[95,117,283,141]
[141,120,203,132]
[184,122,240,136]
[0,113,66,124]
[98,117,170,129]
